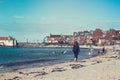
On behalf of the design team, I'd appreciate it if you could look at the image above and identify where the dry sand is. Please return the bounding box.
[0,46,120,80]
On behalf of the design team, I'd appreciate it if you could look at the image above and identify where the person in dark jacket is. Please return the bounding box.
[72,41,80,62]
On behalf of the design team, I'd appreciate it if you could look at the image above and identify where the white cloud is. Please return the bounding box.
[12,15,25,19]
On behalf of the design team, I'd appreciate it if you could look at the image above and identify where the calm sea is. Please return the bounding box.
[0,47,98,72]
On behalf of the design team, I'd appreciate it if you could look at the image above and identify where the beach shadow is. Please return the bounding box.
[51,68,66,72]
[69,64,85,69]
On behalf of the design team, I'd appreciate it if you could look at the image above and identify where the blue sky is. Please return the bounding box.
[0,0,120,42]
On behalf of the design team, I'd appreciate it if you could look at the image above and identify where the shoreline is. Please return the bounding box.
[0,46,120,80]
[1,44,118,49]
[0,46,99,73]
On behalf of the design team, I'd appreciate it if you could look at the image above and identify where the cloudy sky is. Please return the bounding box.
[0,0,120,42]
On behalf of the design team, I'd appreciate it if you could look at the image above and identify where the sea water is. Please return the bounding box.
[0,47,98,72]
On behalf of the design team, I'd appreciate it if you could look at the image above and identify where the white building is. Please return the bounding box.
[0,36,17,47]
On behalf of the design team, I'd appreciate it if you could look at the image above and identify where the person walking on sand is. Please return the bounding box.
[72,41,80,62]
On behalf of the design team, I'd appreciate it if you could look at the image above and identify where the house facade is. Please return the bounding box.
[0,36,17,47]
[46,34,74,44]
[47,34,61,44]
[92,29,103,43]
[105,29,117,45]
[73,31,93,45]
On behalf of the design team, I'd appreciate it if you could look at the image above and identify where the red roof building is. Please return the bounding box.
[0,37,8,40]
[0,36,17,46]
[105,29,117,42]
[92,29,103,42]
[47,34,61,43]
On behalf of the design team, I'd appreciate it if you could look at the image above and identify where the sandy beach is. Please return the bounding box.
[0,46,120,80]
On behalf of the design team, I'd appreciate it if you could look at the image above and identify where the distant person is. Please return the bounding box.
[89,46,94,56]
[98,47,106,55]
[72,41,80,62]
[102,47,105,54]
[98,49,101,54]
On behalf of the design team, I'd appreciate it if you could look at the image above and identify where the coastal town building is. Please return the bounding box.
[92,29,103,43]
[0,36,17,47]
[105,29,117,45]
[46,34,74,44]
[73,31,93,45]
[98,38,107,46]
[116,30,120,40]
[59,35,74,44]
[66,36,74,44]
[45,29,120,46]
[47,34,61,43]
[114,30,120,45]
